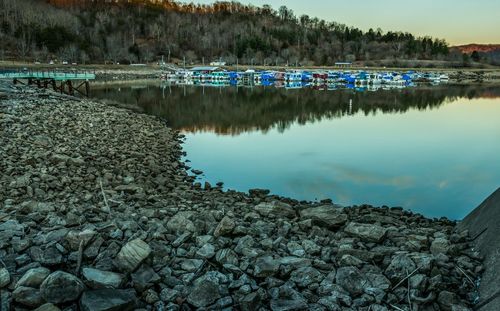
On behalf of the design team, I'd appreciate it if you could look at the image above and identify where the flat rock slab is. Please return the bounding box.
[115,239,151,272]
[344,222,388,242]
[299,205,347,229]
[79,289,136,311]
[459,187,500,311]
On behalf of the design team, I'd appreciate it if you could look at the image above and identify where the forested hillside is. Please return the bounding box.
[0,0,464,66]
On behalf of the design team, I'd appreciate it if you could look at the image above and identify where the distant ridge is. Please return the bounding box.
[453,44,500,54]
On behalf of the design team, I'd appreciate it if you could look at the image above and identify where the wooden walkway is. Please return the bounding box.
[0,69,96,96]
[0,69,96,80]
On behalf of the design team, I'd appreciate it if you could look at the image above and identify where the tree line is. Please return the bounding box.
[0,0,482,66]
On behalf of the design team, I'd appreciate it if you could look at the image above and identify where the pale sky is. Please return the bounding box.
[191,0,500,45]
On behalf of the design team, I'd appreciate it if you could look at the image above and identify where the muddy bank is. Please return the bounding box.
[0,82,483,310]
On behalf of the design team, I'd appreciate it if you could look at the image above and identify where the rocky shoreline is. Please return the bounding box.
[0,82,483,311]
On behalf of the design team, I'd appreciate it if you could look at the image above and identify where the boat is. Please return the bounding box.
[285,71,302,82]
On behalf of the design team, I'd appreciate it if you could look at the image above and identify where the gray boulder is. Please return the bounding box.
[115,239,151,272]
[290,267,324,287]
[335,266,370,296]
[131,265,161,292]
[214,216,236,237]
[430,237,451,255]
[40,271,85,304]
[187,274,222,308]
[385,253,417,283]
[0,268,10,288]
[253,256,281,278]
[33,303,61,311]
[196,243,216,259]
[166,212,195,233]
[16,267,51,288]
[79,289,136,311]
[344,222,388,242]
[299,205,347,228]
[82,267,124,289]
[12,286,44,307]
[254,201,296,218]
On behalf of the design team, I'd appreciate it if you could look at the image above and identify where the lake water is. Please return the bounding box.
[92,83,500,220]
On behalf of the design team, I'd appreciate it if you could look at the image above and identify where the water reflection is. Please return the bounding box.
[93,83,500,135]
[92,84,500,219]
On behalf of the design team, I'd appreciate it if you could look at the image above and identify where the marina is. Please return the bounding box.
[160,67,449,90]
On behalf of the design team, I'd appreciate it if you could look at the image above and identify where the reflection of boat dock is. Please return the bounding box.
[160,79,416,93]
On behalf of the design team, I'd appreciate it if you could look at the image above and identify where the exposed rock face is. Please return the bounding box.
[0,83,481,310]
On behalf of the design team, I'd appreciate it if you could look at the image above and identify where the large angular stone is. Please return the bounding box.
[115,239,151,272]
[270,298,308,311]
[40,271,85,304]
[34,303,61,311]
[16,267,51,288]
[79,289,136,311]
[299,205,347,228]
[344,222,388,242]
[82,268,124,289]
[336,266,370,296]
[214,216,236,237]
[29,246,63,266]
[0,268,10,288]
[12,286,44,307]
[254,201,296,218]
[187,275,222,308]
[166,212,195,233]
[65,229,96,250]
[196,243,216,259]
[253,256,281,278]
[385,253,417,283]
[290,267,324,288]
[131,265,161,292]
[430,237,451,255]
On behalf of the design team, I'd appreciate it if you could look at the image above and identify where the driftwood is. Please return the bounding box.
[76,240,84,277]
[392,266,421,290]
[99,179,110,213]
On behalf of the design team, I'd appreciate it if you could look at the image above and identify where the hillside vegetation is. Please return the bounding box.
[0,0,496,66]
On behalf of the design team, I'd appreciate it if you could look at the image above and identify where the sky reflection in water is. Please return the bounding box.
[92,84,500,219]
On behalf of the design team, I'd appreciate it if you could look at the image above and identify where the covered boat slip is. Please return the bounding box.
[162,66,448,86]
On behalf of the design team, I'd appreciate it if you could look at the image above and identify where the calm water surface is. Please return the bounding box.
[93,83,500,219]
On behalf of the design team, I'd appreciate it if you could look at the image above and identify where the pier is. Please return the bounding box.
[0,69,96,96]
